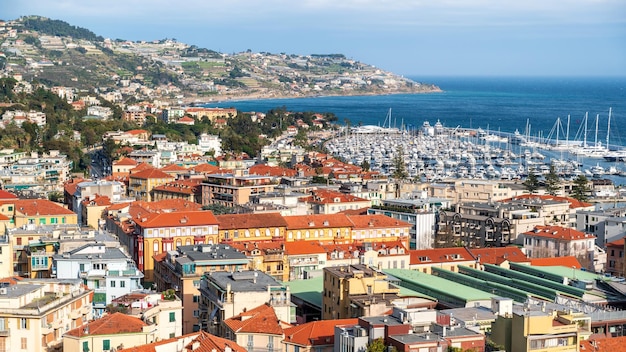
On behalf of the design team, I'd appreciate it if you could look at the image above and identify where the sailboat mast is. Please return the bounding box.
[566,114,570,146]
[606,107,612,149]
[594,113,599,148]
[583,112,588,148]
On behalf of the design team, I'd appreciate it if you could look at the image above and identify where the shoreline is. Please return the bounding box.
[181,87,444,106]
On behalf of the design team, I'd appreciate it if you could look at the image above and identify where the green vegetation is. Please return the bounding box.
[21,16,104,42]
[544,165,561,196]
[523,169,540,194]
[572,175,590,202]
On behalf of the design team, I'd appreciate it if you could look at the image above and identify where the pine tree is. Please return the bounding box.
[392,145,408,180]
[544,164,561,196]
[523,169,539,194]
[572,174,590,202]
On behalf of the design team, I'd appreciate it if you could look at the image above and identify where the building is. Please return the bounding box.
[575,208,626,246]
[216,213,287,243]
[151,179,203,204]
[110,292,183,341]
[153,244,250,334]
[605,237,625,277]
[299,189,371,215]
[69,179,126,225]
[283,214,353,244]
[0,234,13,278]
[0,278,93,352]
[230,241,288,282]
[107,200,219,282]
[116,330,247,352]
[284,241,327,281]
[368,198,446,249]
[202,173,277,207]
[223,303,289,352]
[322,264,400,320]
[63,312,157,352]
[0,198,77,229]
[408,247,477,274]
[197,271,293,336]
[347,214,411,249]
[283,319,358,352]
[128,168,175,202]
[53,242,143,317]
[490,303,590,352]
[519,225,600,271]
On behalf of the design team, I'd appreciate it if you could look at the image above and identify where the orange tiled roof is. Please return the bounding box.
[300,189,369,204]
[503,194,593,209]
[114,157,139,166]
[230,241,284,255]
[63,177,86,196]
[0,199,75,216]
[130,168,174,180]
[409,247,475,265]
[191,163,221,173]
[152,180,201,195]
[606,237,625,247]
[185,331,247,352]
[470,247,529,265]
[81,194,112,207]
[126,129,149,136]
[580,336,626,351]
[216,213,287,230]
[249,164,297,177]
[283,214,353,229]
[523,225,595,241]
[347,214,411,229]
[283,319,358,346]
[65,312,147,337]
[160,163,188,172]
[284,241,326,255]
[131,209,218,228]
[224,303,285,335]
[530,256,582,269]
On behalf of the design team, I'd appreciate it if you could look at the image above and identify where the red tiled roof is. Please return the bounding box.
[0,199,75,216]
[283,319,358,346]
[65,312,147,337]
[530,256,582,269]
[606,237,625,247]
[81,194,112,207]
[409,247,475,265]
[249,164,297,177]
[152,180,201,195]
[284,241,326,255]
[130,168,174,180]
[216,213,287,230]
[64,178,86,196]
[470,247,529,265]
[224,303,285,335]
[230,241,284,255]
[347,214,411,229]
[126,129,149,135]
[184,331,247,352]
[283,214,353,229]
[503,194,593,209]
[523,225,595,241]
[580,336,626,351]
[191,163,221,173]
[0,189,17,200]
[114,157,139,166]
[161,163,188,172]
[131,209,218,228]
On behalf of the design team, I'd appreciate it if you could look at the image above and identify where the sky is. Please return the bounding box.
[3,0,626,77]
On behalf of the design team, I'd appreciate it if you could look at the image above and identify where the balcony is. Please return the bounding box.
[41,325,53,335]
[0,328,9,337]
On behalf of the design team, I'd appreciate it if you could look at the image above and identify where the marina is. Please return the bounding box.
[324,120,626,186]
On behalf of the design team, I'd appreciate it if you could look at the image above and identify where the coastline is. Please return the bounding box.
[181,86,444,106]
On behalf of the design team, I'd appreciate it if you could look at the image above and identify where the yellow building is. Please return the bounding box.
[322,264,400,320]
[80,194,112,229]
[22,239,57,279]
[347,214,411,248]
[231,241,288,282]
[128,168,175,202]
[0,278,92,352]
[216,213,287,242]
[0,198,77,229]
[491,303,590,352]
[63,312,157,352]
[283,214,353,244]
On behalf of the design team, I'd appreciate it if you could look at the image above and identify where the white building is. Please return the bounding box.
[198,133,222,156]
[53,243,144,317]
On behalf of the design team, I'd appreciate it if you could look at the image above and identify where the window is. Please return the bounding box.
[268,336,274,352]
[21,338,27,350]
[110,281,116,288]
[193,295,199,303]
[169,312,175,322]
[295,346,300,352]
[79,264,85,272]
[82,341,89,352]
[103,339,110,351]
[194,310,199,317]
[20,318,28,329]
[120,281,125,288]
[247,335,254,351]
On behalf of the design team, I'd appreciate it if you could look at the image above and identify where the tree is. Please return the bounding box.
[367,338,386,352]
[544,164,561,196]
[360,160,370,172]
[572,174,590,202]
[392,146,408,180]
[523,169,539,194]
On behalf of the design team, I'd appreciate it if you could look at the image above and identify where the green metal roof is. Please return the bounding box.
[281,276,323,308]
[384,269,495,306]
[509,263,605,282]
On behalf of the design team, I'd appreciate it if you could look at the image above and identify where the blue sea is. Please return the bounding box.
[208,76,626,186]
[209,76,626,146]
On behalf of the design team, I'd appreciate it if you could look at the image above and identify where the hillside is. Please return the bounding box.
[1,16,440,104]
